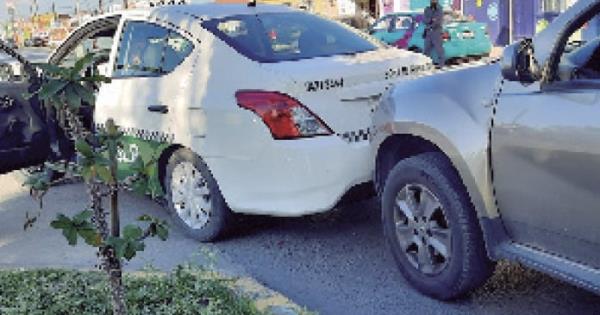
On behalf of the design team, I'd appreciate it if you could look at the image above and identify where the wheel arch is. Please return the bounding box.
[375,129,509,259]
[157,143,184,191]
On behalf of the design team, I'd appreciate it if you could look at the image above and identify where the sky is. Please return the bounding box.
[0,0,213,23]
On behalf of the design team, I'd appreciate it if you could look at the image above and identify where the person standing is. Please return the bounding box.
[423,0,446,66]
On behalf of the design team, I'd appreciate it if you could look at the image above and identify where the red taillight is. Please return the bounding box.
[442,31,451,41]
[235,91,333,140]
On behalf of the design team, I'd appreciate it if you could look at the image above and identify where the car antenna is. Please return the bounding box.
[248,0,257,7]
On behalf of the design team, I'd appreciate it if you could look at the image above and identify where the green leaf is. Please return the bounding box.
[72,83,96,107]
[82,74,111,84]
[106,237,126,259]
[94,155,111,167]
[132,179,148,195]
[138,214,152,222]
[95,166,113,183]
[50,214,72,230]
[78,228,102,246]
[156,225,168,241]
[22,91,35,100]
[73,210,93,225]
[123,225,143,240]
[71,53,94,76]
[81,166,93,182]
[37,80,68,102]
[75,140,94,158]
[65,85,82,110]
[63,227,78,246]
[123,240,144,260]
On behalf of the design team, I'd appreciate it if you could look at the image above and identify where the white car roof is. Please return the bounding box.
[98,3,296,22]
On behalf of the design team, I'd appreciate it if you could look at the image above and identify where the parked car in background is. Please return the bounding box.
[0,3,432,242]
[370,11,492,63]
[373,0,600,300]
[32,32,49,47]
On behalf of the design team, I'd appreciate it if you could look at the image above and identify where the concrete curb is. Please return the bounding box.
[232,276,311,315]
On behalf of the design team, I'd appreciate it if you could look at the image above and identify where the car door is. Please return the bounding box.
[94,18,196,179]
[0,46,50,175]
[491,11,600,268]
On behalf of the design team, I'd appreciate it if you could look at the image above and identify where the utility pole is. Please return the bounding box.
[509,0,513,44]
[99,0,104,14]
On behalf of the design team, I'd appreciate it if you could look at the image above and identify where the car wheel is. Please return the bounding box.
[382,152,494,300]
[165,148,233,242]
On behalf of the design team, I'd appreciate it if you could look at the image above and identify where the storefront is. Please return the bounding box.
[378,0,460,16]
[463,0,597,46]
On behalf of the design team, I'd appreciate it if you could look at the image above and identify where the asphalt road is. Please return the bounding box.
[0,47,50,63]
[0,172,598,315]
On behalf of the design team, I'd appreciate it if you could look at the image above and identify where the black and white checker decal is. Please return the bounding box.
[338,128,372,143]
[95,124,174,143]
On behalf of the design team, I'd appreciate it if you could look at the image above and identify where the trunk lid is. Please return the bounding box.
[261,47,432,141]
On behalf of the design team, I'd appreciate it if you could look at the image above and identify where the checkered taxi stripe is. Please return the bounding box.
[338,128,372,143]
[95,124,174,143]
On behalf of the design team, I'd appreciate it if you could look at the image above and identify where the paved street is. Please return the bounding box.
[0,47,50,63]
[0,172,599,315]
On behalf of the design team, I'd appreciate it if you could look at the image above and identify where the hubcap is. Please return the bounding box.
[393,184,452,275]
[170,162,211,229]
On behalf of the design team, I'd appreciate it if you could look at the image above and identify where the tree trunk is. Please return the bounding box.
[89,183,127,315]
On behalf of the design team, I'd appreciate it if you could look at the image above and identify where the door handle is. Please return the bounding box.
[147,105,168,114]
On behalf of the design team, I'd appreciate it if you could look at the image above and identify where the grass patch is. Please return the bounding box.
[0,266,264,315]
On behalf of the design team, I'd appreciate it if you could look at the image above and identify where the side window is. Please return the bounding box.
[372,17,392,32]
[555,12,600,81]
[113,21,194,78]
[59,37,115,68]
[395,16,413,30]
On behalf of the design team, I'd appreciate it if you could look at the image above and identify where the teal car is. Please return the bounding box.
[369,12,492,64]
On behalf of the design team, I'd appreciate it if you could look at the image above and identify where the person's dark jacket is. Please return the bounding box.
[423,5,444,37]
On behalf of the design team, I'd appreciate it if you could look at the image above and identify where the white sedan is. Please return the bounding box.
[0,3,432,241]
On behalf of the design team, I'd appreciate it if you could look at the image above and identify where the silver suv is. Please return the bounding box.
[373,0,600,300]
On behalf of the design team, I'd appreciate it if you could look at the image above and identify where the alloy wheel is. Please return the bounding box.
[393,183,452,275]
[170,162,212,229]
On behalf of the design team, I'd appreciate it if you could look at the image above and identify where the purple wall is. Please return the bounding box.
[512,0,538,41]
[463,0,509,46]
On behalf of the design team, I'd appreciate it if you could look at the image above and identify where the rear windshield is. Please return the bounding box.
[203,12,379,63]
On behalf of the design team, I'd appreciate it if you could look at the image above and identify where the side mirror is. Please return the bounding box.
[501,39,539,83]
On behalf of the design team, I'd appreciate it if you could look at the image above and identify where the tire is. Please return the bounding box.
[164,148,233,242]
[381,152,494,300]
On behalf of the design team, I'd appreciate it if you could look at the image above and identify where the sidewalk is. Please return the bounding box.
[0,172,306,315]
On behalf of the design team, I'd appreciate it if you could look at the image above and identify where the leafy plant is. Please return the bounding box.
[0,267,264,315]
[23,53,169,315]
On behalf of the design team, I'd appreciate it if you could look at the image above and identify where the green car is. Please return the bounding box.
[369,11,492,64]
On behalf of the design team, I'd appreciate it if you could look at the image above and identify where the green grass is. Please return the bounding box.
[0,266,264,315]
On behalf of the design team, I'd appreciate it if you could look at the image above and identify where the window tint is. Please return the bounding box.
[203,12,379,63]
[114,21,193,77]
[60,37,114,68]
